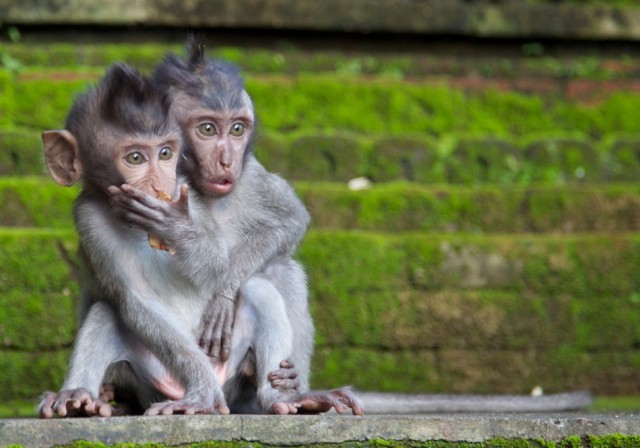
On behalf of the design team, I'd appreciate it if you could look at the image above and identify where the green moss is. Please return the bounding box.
[33,438,640,448]
[602,135,640,182]
[5,69,640,138]
[312,347,440,392]
[0,130,44,175]
[0,350,71,401]
[592,395,640,411]
[0,177,78,227]
[6,177,640,233]
[522,133,602,183]
[0,229,78,351]
[0,399,38,418]
[253,130,290,175]
[3,231,640,396]
[20,438,636,448]
[444,136,523,185]
[287,132,367,182]
[367,135,442,183]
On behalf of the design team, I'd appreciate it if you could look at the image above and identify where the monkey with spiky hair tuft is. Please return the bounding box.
[128,37,364,415]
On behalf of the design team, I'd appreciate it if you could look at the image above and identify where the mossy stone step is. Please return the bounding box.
[3,70,640,137]
[3,177,640,233]
[2,229,640,400]
[3,126,640,183]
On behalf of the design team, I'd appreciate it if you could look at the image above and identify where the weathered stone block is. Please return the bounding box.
[525,137,602,183]
[368,136,440,183]
[445,137,522,185]
[288,133,365,182]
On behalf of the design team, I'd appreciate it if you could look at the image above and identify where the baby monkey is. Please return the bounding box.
[40,60,361,416]
[108,38,364,415]
[40,63,236,417]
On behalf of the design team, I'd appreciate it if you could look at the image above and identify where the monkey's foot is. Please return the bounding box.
[270,388,365,416]
[39,389,114,419]
[144,398,231,416]
[268,360,300,392]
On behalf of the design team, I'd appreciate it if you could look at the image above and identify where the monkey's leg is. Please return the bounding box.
[261,259,364,416]
[39,301,124,418]
[262,259,313,392]
[236,273,296,413]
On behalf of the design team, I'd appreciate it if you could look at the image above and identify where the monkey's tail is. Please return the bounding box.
[356,390,594,414]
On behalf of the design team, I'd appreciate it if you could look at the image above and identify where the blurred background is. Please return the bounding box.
[0,0,639,417]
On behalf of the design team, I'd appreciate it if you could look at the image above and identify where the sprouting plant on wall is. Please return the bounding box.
[0,23,23,73]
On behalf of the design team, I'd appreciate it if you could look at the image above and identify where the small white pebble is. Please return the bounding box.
[348,177,373,191]
[531,386,544,396]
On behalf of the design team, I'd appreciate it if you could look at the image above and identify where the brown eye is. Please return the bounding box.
[159,146,173,161]
[230,122,245,137]
[124,151,145,165]
[197,122,217,137]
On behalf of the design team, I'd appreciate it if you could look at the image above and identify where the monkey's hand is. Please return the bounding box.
[268,360,301,392]
[38,389,114,418]
[106,183,192,246]
[198,293,235,361]
[145,391,230,416]
[271,388,365,416]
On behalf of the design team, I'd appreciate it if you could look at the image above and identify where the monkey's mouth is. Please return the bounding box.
[206,178,234,195]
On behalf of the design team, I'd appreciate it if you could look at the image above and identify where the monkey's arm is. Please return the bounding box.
[106,183,230,293]
[199,159,311,359]
[75,198,229,414]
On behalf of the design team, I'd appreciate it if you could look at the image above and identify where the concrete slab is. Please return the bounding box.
[1,413,639,448]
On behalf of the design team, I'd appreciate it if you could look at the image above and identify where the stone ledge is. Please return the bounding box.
[1,413,639,447]
[0,0,639,40]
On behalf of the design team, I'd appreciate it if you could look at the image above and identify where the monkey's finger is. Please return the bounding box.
[208,316,226,358]
[70,389,92,408]
[106,185,123,196]
[115,185,171,218]
[99,383,116,402]
[220,333,231,362]
[39,392,57,419]
[280,360,295,369]
[332,389,365,416]
[177,184,190,209]
[219,316,233,361]
[271,378,301,391]
[217,403,231,415]
[54,400,69,417]
[197,325,214,354]
[120,210,166,230]
[98,402,113,417]
[110,193,166,222]
[271,402,298,415]
[144,405,162,416]
[269,367,298,380]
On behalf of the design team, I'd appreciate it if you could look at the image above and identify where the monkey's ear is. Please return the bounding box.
[42,130,83,186]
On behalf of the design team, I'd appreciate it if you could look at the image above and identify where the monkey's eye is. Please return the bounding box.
[124,151,145,165]
[230,122,245,137]
[159,146,173,161]
[197,122,217,137]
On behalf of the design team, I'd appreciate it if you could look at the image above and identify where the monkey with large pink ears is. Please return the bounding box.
[40,58,363,417]
[39,63,234,417]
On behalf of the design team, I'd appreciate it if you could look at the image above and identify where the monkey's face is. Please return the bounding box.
[112,131,182,199]
[178,105,254,198]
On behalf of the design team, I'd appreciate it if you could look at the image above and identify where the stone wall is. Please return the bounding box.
[0,0,639,40]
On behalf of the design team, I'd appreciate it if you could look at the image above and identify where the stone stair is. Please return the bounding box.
[1,41,640,423]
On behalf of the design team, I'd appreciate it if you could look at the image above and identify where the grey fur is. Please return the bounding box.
[39,64,231,416]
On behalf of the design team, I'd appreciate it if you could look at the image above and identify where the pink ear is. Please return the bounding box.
[42,130,82,186]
